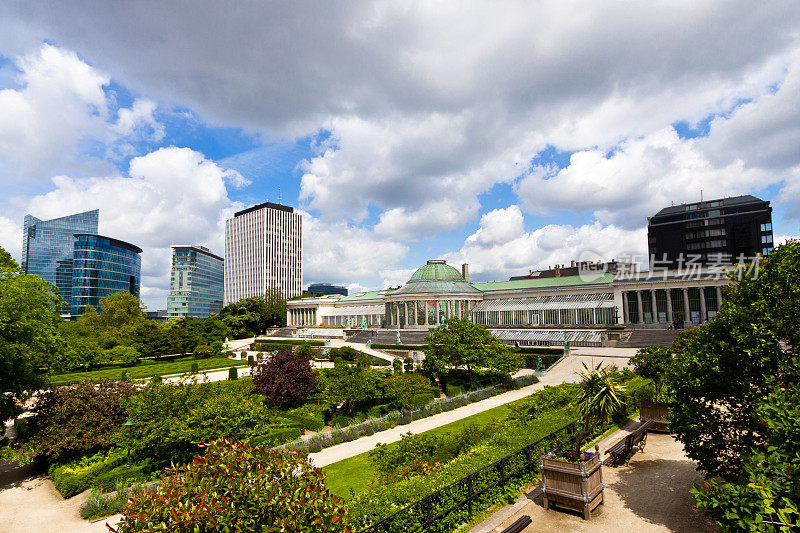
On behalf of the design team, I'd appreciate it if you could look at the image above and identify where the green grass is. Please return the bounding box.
[50,357,245,385]
[322,400,518,498]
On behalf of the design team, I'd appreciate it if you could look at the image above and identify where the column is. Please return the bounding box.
[622,292,629,324]
[682,288,690,325]
[650,289,658,323]
[636,290,644,324]
[699,287,707,322]
[716,286,723,308]
[424,301,429,326]
[396,304,401,330]
[666,289,673,323]
[404,301,409,329]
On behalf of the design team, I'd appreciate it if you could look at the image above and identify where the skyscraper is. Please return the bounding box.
[166,245,224,319]
[224,202,302,305]
[21,209,99,313]
[647,195,774,268]
[71,234,142,316]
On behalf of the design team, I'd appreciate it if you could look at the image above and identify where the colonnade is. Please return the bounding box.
[288,307,317,326]
[386,299,476,329]
[621,286,724,325]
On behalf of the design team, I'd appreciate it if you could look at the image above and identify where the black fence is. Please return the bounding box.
[358,421,577,533]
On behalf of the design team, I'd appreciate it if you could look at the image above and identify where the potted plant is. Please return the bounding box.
[541,363,623,520]
[629,346,673,431]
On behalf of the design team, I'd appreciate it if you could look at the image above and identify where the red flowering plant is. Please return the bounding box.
[110,439,350,533]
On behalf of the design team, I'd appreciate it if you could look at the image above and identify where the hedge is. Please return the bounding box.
[371,344,426,351]
[253,338,325,346]
[514,346,564,355]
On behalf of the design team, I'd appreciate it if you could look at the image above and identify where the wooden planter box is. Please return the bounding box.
[639,400,670,432]
[540,449,604,520]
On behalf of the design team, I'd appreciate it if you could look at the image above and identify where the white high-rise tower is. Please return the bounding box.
[223,202,302,305]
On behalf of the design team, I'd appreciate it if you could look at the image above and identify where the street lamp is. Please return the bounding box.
[123,419,136,468]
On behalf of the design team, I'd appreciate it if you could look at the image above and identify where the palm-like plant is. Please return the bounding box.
[572,362,625,456]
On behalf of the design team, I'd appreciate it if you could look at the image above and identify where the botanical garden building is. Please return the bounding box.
[286,259,731,346]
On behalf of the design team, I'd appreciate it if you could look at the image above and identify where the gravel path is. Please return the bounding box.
[470,430,718,533]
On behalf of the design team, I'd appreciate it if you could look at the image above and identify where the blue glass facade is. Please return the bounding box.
[166,245,224,318]
[21,210,99,313]
[71,234,142,316]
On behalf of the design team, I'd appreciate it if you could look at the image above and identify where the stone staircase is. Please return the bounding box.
[346,329,430,345]
[615,328,681,348]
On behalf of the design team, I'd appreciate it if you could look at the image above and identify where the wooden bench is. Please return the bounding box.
[604,419,655,465]
[501,515,532,533]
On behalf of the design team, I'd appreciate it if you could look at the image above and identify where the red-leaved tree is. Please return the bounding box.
[252,350,317,407]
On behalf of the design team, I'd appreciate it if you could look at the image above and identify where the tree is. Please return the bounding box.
[112,440,349,533]
[252,350,318,407]
[324,358,380,412]
[77,292,146,348]
[218,289,287,337]
[387,373,432,410]
[668,240,800,479]
[628,345,672,394]
[423,317,512,385]
[692,388,800,531]
[0,248,65,426]
[103,345,140,365]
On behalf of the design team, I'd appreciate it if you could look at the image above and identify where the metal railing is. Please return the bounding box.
[358,421,577,533]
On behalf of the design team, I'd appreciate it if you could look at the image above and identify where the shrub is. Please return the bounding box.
[240,350,247,359]
[111,440,349,532]
[387,373,432,410]
[104,345,140,365]
[190,362,199,374]
[26,380,137,462]
[295,343,317,359]
[228,366,238,380]
[393,358,403,374]
[253,350,317,407]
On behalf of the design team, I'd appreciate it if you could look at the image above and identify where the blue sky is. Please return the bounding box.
[0,3,799,310]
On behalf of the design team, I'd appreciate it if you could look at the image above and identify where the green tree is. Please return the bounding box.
[103,345,140,365]
[386,373,432,410]
[668,240,800,479]
[218,291,287,337]
[692,388,800,532]
[423,317,512,385]
[628,345,672,394]
[325,358,380,412]
[0,249,65,426]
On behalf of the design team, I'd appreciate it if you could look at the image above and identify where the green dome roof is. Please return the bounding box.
[409,260,463,281]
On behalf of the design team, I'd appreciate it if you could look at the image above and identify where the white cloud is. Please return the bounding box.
[15,147,244,309]
[301,212,409,286]
[516,128,773,229]
[0,44,166,182]
[0,215,21,262]
[10,3,799,240]
[446,216,647,282]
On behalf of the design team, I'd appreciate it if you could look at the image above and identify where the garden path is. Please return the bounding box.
[308,352,633,468]
[469,431,718,533]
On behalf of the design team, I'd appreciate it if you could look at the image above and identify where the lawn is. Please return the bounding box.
[50,356,245,385]
[322,400,518,498]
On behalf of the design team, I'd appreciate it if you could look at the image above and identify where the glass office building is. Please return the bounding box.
[166,245,224,319]
[21,210,99,313]
[71,234,142,316]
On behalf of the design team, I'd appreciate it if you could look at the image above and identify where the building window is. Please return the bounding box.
[760,223,772,231]
[761,234,773,244]
[763,247,773,255]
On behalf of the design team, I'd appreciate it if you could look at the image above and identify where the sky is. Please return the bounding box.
[0,1,799,311]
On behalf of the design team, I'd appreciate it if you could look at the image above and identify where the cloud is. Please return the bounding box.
[0,44,166,182]
[301,212,409,286]
[13,147,244,309]
[445,211,647,282]
[7,3,800,240]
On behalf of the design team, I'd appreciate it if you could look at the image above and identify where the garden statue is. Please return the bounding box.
[536,356,544,371]
[396,332,401,344]
[366,339,372,347]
